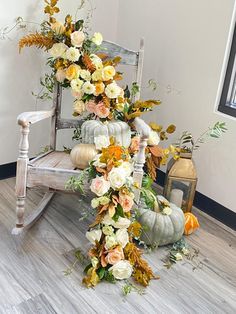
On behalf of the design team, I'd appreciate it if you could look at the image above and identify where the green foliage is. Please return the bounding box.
[65,172,86,194]
[32,73,54,101]
[122,280,145,296]
[63,146,71,154]
[113,204,124,222]
[175,122,227,153]
[103,270,116,283]
[97,267,105,280]
[131,82,140,98]
[72,127,82,141]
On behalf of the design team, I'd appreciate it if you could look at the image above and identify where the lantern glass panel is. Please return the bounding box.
[168,179,195,212]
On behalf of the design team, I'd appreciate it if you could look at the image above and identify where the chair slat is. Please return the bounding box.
[98,41,139,66]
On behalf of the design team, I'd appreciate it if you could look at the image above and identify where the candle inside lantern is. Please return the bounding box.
[170,189,184,208]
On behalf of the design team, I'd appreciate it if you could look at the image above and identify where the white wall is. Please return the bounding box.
[116,0,236,212]
[0,0,118,164]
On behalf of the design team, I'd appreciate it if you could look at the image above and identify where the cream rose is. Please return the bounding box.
[105,82,121,99]
[49,43,67,59]
[92,32,103,46]
[80,69,91,81]
[90,176,110,196]
[117,162,133,177]
[105,234,117,250]
[71,31,85,47]
[94,102,110,119]
[94,135,110,150]
[82,81,96,95]
[102,225,114,236]
[66,47,80,62]
[51,21,65,35]
[106,246,124,265]
[108,167,127,189]
[148,130,160,146]
[91,196,110,208]
[102,214,114,226]
[116,228,129,248]
[86,229,102,244]
[109,260,133,280]
[55,68,66,83]
[92,69,104,81]
[113,217,131,229]
[103,66,116,81]
[90,54,103,70]
[73,100,86,114]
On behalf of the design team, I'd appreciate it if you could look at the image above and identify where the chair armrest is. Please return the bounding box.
[133,117,151,139]
[17,109,55,127]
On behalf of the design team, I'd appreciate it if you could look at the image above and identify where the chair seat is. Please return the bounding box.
[29,151,76,170]
[27,151,84,191]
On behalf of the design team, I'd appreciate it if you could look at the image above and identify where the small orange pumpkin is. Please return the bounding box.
[184,212,199,235]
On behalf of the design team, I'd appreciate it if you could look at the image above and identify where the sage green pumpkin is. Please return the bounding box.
[138,195,185,246]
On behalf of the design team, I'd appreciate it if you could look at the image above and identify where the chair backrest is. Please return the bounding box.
[50,39,144,150]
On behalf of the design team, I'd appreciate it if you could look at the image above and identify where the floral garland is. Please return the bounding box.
[79,141,157,286]
[18,0,180,288]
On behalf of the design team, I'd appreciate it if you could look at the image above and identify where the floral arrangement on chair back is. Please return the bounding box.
[18,0,183,288]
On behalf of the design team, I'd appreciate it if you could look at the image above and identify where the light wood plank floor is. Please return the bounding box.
[0,178,235,314]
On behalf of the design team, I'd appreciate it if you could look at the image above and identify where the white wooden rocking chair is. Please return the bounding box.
[13,39,151,235]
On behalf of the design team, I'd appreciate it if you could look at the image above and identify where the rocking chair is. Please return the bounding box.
[13,39,151,234]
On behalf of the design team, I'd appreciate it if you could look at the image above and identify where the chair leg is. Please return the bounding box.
[12,197,26,235]
[12,192,55,235]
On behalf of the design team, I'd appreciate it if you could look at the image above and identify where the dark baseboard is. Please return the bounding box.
[0,161,17,180]
[0,162,235,230]
[156,169,236,231]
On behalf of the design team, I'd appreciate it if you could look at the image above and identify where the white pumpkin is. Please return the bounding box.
[81,120,131,147]
[138,195,185,246]
[70,144,98,169]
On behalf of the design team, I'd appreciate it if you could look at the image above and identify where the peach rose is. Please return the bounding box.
[86,100,96,113]
[106,246,124,265]
[71,90,83,99]
[119,192,134,212]
[71,31,85,47]
[55,68,66,83]
[94,101,110,118]
[130,136,140,153]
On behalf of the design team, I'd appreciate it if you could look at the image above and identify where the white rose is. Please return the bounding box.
[148,130,160,146]
[82,81,96,95]
[102,214,114,226]
[113,217,131,229]
[94,135,110,150]
[49,43,67,59]
[91,196,110,208]
[162,206,172,216]
[109,260,133,280]
[102,225,114,236]
[108,167,127,189]
[73,100,86,114]
[90,176,110,196]
[71,78,83,92]
[105,82,121,99]
[105,235,117,250]
[92,32,103,46]
[93,154,106,168]
[80,69,91,81]
[86,229,102,244]
[90,54,103,70]
[116,228,129,248]
[71,31,85,47]
[55,68,66,83]
[117,161,133,177]
[66,47,81,62]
